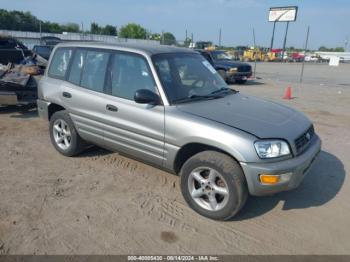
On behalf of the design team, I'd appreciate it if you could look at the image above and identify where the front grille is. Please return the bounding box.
[295,125,315,154]
[238,65,252,73]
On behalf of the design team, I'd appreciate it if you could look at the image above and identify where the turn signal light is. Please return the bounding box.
[259,174,280,184]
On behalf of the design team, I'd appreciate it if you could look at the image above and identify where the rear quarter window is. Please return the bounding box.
[48,48,73,79]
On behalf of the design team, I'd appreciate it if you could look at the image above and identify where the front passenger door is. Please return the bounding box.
[102,52,165,166]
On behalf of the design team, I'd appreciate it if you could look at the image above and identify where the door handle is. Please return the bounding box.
[106,104,118,112]
[62,92,72,98]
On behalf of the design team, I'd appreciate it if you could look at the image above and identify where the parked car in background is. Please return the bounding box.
[189,41,213,50]
[0,37,44,106]
[40,36,61,46]
[37,42,321,220]
[0,69,39,106]
[32,36,61,60]
[196,50,252,84]
[304,55,319,62]
[32,45,54,60]
[289,52,305,62]
[0,36,33,64]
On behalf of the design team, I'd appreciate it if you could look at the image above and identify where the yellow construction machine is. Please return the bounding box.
[241,48,265,62]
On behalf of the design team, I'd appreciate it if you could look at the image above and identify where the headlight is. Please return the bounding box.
[229,67,238,72]
[254,140,290,158]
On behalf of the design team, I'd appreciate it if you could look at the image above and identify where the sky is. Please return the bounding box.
[0,0,349,50]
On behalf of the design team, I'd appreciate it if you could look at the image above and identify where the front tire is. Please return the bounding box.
[236,79,247,84]
[180,151,248,220]
[49,110,86,157]
[217,70,227,82]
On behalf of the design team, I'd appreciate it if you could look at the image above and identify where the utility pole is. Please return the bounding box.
[219,28,222,47]
[81,22,84,40]
[253,28,257,78]
[300,26,310,85]
[270,10,290,51]
[345,37,349,52]
[191,33,194,46]
[39,21,42,44]
[270,21,276,50]
[281,21,290,62]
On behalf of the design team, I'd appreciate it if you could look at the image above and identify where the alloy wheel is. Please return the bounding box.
[53,119,72,150]
[187,167,229,211]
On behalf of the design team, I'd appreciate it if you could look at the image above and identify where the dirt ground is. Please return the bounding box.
[0,63,349,255]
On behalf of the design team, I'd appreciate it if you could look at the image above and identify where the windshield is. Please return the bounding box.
[152,53,231,104]
[212,51,231,60]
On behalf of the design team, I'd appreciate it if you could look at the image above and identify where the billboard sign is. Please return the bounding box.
[269,6,298,22]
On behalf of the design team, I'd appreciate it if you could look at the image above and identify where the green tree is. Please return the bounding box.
[162,32,176,45]
[318,46,328,51]
[102,25,117,36]
[318,46,345,52]
[183,37,192,47]
[334,47,345,52]
[0,9,83,34]
[119,23,147,39]
[90,22,101,34]
[62,23,80,33]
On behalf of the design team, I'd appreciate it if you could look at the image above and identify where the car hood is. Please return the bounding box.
[176,93,311,140]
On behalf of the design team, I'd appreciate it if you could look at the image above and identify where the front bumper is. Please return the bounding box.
[240,135,321,196]
[37,99,50,121]
[227,71,252,81]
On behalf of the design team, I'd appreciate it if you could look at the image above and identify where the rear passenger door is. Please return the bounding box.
[61,48,111,147]
[102,51,165,166]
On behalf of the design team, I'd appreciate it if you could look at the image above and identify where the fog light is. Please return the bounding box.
[259,174,280,184]
[280,172,293,182]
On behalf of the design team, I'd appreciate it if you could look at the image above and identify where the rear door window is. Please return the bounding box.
[68,49,86,85]
[80,50,110,93]
[48,48,73,78]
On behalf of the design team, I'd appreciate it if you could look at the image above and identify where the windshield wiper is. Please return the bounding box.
[210,87,238,95]
[173,94,223,104]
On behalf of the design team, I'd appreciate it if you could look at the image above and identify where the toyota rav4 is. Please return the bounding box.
[37,42,321,220]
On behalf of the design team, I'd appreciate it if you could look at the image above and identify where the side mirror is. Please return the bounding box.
[134,89,161,105]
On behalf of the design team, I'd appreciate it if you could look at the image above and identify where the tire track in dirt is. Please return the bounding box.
[132,192,283,254]
[133,192,197,233]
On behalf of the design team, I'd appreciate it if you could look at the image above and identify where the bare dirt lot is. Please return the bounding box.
[0,63,349,255]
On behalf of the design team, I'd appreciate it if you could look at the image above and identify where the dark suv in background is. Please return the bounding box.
[32,36,62,60]
[32,45,54,60]
[197,50,252,84]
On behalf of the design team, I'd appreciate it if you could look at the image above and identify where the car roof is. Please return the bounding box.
[55,41,197,55]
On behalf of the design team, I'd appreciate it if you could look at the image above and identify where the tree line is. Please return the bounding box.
[0,9,177,44]
[1,9,346,50]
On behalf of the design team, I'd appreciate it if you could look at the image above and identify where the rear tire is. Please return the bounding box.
[49,110,86,157]
[180,151,248,220]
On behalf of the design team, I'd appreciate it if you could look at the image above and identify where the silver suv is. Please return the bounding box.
[37,42,321,220]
